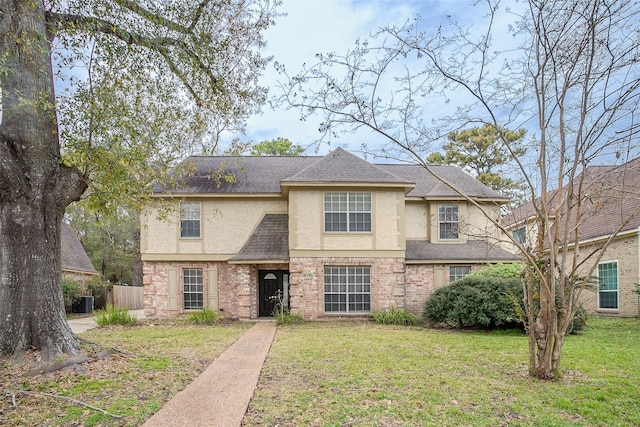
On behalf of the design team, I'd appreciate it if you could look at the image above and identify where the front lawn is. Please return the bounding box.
[243,318,640,427]
[0,322,252,426]
[1,318,638,426]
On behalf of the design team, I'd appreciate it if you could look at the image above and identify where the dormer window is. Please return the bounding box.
[438,204,459,240]
[324,192,371,232]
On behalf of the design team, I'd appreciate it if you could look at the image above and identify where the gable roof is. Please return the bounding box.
[281,147,412,186]
[155,148,507,200]
[505,157,640,243]
[61,223,98,275]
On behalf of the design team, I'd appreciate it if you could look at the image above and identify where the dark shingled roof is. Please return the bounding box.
[504,157,640,243]
[379,164,507,199]
[154,156,321,194]
[406,240,519,262]
[282,148,412,185]
[154,148,507,200]
[230,214,289,262]
[61,223,98,274]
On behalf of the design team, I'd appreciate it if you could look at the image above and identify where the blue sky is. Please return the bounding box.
[240,0,489,156]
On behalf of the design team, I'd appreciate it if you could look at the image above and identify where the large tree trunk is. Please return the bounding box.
[0,0,87,361]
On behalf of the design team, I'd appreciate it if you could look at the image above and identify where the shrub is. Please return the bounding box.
[274,311,303,326]
[424,273,587,333]
[567,305,588,335]
[186,308,220,325]
[470,263,523,279]
[423,276,522,329]
[372,307,420,326]
[95,307,138,327]
[62,279,82,311]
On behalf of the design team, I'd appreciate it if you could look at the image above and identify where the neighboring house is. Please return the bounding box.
[61,222,99,282]
[504,158,640,318]
[141,148,517,320]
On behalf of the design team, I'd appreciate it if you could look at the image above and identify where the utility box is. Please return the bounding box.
[72,296,94,314]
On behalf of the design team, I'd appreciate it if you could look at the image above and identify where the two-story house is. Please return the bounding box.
[504,158,640,318]
[141,148,517,320]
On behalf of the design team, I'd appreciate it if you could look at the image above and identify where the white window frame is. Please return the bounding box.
[324,192,372,233]
[438,204,459,240]
[597,261,619,310]
[449,265,471,283]
[324,266,371,313]
[179,201,201,238]
[183,268,204,310]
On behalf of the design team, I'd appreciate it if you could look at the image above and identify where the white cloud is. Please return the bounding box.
[241,0,496,156]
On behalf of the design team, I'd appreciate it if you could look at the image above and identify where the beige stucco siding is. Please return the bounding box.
[375,191,405,249]
[141,199,287,258]
[289,189,405,252]
[405,201,428,239]
[289,190,323,249]
[428,201,503,244]
[202,199,287,254]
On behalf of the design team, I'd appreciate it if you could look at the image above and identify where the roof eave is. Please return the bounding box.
[228,259,290,265]
[405,257,519,264]
[151,192,285,199]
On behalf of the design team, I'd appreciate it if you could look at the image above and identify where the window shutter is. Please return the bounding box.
[434,266,446,288]
[168,268,178,310]
[208,269,219,311]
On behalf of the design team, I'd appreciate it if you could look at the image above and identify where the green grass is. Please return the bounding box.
[94,307,138,327]
[244,317,640,426]
[372,306,420,326]
[3,318,639,426]
[274,311,304,325]
[0,321,252,426]
[184,308,220,325]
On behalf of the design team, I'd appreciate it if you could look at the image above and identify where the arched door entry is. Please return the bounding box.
[258,270,289,317]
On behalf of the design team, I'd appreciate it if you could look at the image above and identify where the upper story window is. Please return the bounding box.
[438,204,459,240]
[324,192,371,232]
[512,226,527,244]
[179,201,201,238]
[597,261,618,310]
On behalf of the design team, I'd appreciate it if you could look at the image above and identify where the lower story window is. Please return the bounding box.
[183,268,203,310]
[449,265,471,283]
[598,261,618,310]
[324,266,371,313]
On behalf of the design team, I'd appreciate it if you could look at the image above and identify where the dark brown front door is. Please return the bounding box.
[258,270,288,317]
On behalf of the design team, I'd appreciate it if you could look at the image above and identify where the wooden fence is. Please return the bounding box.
[107,285,144,310]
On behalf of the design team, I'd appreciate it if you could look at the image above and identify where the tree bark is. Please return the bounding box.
[0,0,87,361]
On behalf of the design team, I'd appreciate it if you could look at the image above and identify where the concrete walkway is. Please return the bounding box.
[142,321,276,427]
[68,312,276,426]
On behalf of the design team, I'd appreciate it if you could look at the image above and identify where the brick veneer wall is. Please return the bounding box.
[577,234,640,318]
[143,261,289,319]
[288,257,407,319]
[144,259,491,320]
[405,264,435,315]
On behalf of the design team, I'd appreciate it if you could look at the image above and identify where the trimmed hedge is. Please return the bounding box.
[423,275,523,328]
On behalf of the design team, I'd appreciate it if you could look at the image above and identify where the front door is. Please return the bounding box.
[258,270,289,317]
